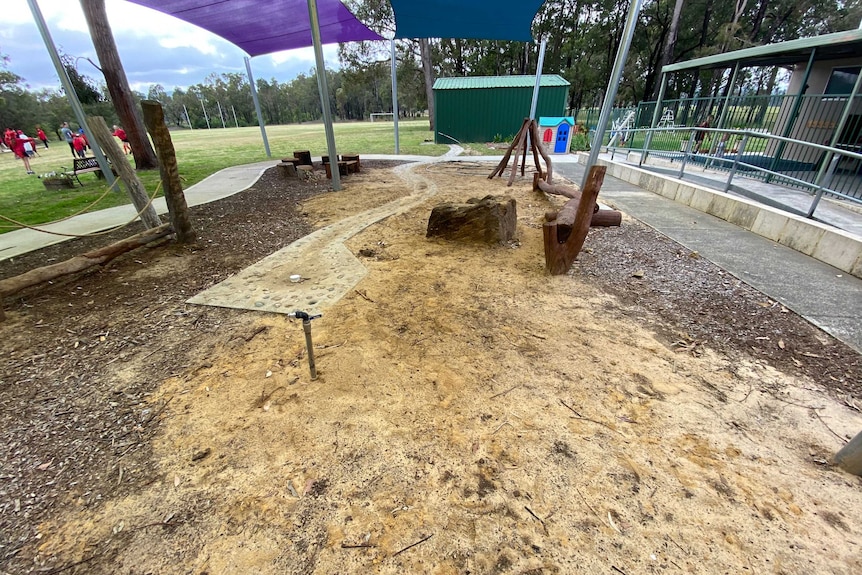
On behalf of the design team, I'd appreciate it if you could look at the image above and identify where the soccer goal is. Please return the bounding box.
[370,112,394,122]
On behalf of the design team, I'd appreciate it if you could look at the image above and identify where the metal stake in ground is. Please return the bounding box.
[289,311,322,380]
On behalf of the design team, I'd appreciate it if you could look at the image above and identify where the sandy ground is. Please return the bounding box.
[27,162,862,574]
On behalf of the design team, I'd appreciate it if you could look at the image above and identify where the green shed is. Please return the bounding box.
[432,75,570,144]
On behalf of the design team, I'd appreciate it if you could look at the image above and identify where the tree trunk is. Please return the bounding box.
[141,101,196,244]
[419,38,436,132]
[87,116,161,228]
[80,0,159,170]
[653,0,685,100]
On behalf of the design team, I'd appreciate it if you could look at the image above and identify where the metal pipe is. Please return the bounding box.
[526,38,548,152]
[529,38,547,121]
[245,56,271,157]
[232,105,239,128]
[183,104,193,129]
[807,65,862,217]
[715,62,740,132]
[581,0,644,191]
[307,0,341,191]
[302,320,317,380]
[289,311,320,380]
[723,134,748,192]
[199,95,211,129]
[768,48,816,180]
[27,0,115,190]
[217,101,226,128]
[641,73,667,166]
[677,131,695,179]
[390,39,400,154]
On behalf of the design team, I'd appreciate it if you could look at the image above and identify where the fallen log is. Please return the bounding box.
[0,223,173,309]
[590,209,622,228]
[543,165,606,275]
[533,173,579,199]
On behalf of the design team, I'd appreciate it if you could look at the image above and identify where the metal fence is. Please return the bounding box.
[604,124,862,223]
[568,92,862,219]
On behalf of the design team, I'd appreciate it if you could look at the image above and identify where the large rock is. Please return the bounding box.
[426,195,517,244]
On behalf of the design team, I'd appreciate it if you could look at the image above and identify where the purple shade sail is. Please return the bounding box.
[126,0,385,57]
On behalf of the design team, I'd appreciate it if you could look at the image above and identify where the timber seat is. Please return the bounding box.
[323,160,358,179]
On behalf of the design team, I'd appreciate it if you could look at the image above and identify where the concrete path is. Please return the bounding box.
[0,160,276,261]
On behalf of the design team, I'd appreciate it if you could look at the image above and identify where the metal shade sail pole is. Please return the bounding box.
[183,104,193,129]
[27,0,115,189]
[217,101,226,128]
[529,38,547,120]
[308,0,341,191]
[581,0,644,191]
[390,39,400,154]
[245,57,271,157]
[199,95,211,129]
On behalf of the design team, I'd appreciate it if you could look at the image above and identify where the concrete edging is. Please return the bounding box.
[579,154,862,279]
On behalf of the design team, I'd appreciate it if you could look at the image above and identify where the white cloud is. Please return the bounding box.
[4,1,345,91]
[269,45,340,69]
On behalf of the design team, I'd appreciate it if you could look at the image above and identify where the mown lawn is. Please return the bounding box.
[0,120,450,233]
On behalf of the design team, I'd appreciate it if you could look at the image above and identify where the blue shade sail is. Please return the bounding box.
[390,0,545,41]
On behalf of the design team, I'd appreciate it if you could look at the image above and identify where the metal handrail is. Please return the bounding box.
[603,125,862,221]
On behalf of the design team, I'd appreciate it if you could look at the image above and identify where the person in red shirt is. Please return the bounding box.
[36,127,49,149]
[10,133,35,174]
[72,133,87,158]
[112,125,130,154]
[3,128,14,151]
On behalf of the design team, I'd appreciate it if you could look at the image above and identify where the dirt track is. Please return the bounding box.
[1,161,860,574]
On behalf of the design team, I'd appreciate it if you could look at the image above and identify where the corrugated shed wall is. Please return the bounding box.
[434,81,568,144]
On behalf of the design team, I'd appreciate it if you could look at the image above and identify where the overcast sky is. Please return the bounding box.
[3,0,342,94]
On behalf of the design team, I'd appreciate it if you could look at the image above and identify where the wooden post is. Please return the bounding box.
[833,430,862,476]
[543,165,607,275]
[489,119,529,180]
[529,120,554,184]
[507,124,529,187]
[87,116,161,229]
[529,120,544,181]
[141,100,196,244]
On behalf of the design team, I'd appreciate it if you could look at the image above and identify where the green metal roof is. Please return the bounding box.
[433,75,570,90]
[663,29,862,74]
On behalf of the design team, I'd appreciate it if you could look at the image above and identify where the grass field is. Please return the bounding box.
[0,120,451,234]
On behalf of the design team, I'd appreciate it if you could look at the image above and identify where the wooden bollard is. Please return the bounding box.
[277,162,297,177]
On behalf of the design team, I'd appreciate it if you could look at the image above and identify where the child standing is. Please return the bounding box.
[72,132,87,158]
